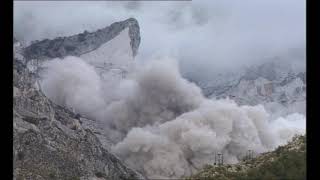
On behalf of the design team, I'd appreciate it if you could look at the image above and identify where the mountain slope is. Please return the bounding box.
[187,135,306,180]
[194,55,306,119]
[13,25,144,180]
[16,18,142,150]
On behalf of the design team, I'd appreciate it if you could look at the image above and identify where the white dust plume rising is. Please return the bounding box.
[40,56,107,120]
[39,56,305,179]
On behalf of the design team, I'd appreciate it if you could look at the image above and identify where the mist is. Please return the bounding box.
[14,0,305,76]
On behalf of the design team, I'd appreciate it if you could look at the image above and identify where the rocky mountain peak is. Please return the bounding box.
[23,18,140,60]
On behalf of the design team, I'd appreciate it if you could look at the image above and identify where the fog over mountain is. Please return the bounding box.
[14,1,305,179]
[14,0,305,74]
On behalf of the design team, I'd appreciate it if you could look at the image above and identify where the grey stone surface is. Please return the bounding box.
[14,35,144,180]
[23,18,140,60]
[196,60,305,108]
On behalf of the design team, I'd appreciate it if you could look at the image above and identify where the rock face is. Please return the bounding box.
[19,18,141,152]
[23,18,140,60]
[202,60,305,105]
[23,18,140,97]
[13,26,144,180]
[194,58,306,117]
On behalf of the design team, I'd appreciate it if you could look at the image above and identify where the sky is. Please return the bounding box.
[14,0,306,77]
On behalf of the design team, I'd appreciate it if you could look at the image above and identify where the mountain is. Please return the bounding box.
[13,19,144,180]
[23,18,140,98]
[23,18,140,60]
[187,135,306,180]
[14,15,305,179]
[194,54,306,118]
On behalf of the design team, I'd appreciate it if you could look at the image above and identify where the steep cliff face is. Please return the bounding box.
[216,64,306,106]
[195,57,306,118]
[23,18,140,60]
[13,22,144,180]
[23,18,140,95]
[18,18,142,152]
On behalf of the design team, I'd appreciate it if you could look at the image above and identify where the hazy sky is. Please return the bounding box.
[14,0,305,76]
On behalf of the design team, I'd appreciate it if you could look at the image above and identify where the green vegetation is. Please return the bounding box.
[68,177,80,180]
[245,150,305,179]
[187,135,306,180]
